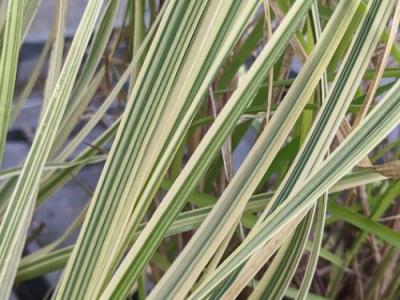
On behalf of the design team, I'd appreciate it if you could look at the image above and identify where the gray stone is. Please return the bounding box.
[233,127,257,174]
[25,0,128,43]
[2,142,30,169]
[10,94,42,132]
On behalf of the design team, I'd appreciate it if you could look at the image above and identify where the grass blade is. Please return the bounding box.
[0,1,105,297]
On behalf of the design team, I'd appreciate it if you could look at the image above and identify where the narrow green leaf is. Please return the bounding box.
[0,0,24,162]
[328,203,400,246]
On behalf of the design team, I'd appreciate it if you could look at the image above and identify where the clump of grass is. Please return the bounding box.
[0,0,399,299]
